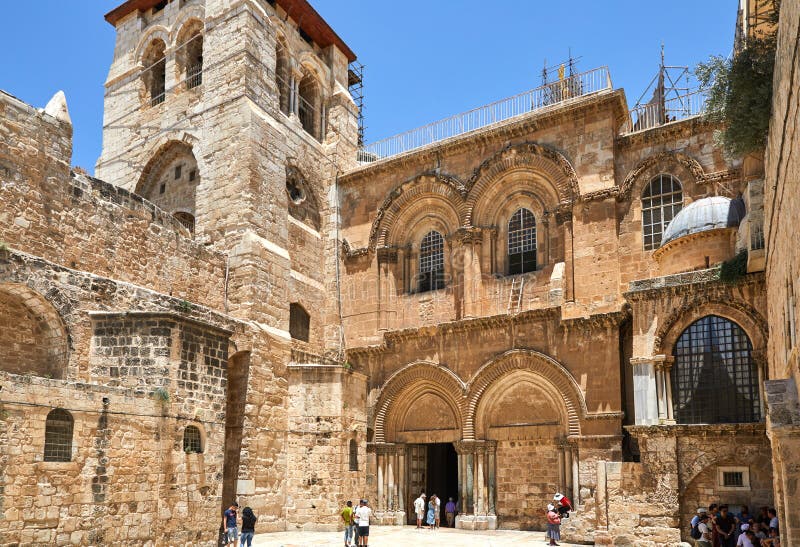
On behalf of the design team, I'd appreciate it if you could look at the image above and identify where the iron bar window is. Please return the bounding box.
[642,174,683,250]
[418,230,445,293]
[508,208,537,275]
[671,315,761,424]
[44,409,74,462]
[183,425,203,454]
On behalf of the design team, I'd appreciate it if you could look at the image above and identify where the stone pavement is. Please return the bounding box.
[252,526,585,546]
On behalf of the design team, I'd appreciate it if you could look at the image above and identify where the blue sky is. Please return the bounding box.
[0,1,737,173]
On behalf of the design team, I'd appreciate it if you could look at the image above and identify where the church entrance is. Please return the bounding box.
[405,443,458,524]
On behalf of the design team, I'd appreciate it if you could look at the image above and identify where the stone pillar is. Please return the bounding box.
[387,450,395,511]
[456,228,483,319]
[475,446,485,514]
[376,452,385,511]
[558,211,575,302]
[457,449,467,514]
[663,356,676,424]
[397,448,406,517]
[571,443,580,508]
[655,365,667,422]
[465,450,474,514]
[630,357,659,425]
[557,443,566,494]
[377,247,398,332]
[487,441,496,515]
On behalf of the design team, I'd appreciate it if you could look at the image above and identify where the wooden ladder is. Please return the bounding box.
[508,277,525,315]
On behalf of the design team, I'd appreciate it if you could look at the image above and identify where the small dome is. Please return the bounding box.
[661,196,743,246]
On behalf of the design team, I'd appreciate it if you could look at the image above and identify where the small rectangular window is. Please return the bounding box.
[722,471,743,487]
[174,165,182,180]
[159,182,166,194]
[189,169,196,182]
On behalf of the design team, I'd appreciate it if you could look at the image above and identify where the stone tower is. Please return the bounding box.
[96,0,364,528]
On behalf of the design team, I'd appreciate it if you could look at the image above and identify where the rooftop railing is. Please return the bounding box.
[622,89,708,134]
[360,66,613,161]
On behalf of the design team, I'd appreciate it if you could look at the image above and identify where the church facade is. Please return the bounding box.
[0,0,796,545]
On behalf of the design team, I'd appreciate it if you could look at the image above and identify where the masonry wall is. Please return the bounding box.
[763,0,800,543]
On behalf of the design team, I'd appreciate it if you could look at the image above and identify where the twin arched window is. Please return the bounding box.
[508,208,537,275]
[418,231,445,293]
[671,315,761,424]
[642,174,683,250]
[44,409,74,462]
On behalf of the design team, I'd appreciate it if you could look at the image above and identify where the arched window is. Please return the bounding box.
[276,40,291,115]
[671,315,761,424]
[44,409,74,462]
[176,22,203,89]
[508,208,537,275]
[418,230,445,293]
[642,174,683,250]
[183,425,203,454]
[173,211,195,233]
[289,303,310,342]
[298,72,322,141]
[142,39,167,106]
[349,439,358,471]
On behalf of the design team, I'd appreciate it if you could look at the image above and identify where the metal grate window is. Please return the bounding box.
[642,174,683,250]
[183,425,203,454]
[722,471,744,487]
[418,230,445,292]
[508,208,537,275]
[671,315,761,424]
[44,409,74,462]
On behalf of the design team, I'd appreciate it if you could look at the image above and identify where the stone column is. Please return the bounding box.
[487,441,497,515]
[387,449,395,511]
[662,356,676,424]
[630,357,659,425]
[475,445,485,514]
[557,442,566,494]
[465,450,474,514]
[457,448,467,514]
[377,247,397,333]
[570,443,580,508]
[376,452,385,511]
[655,364,667,422]
[397,447,406,517]
[557,210,575,302]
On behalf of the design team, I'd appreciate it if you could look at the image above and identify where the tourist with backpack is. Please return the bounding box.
[695,513,712,546]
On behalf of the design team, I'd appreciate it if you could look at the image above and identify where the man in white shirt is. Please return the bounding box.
[413,493,426,529]
[354,499,372,546]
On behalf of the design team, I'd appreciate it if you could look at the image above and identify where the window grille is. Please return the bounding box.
[671,315,761,424]
[44,409,74,462]
[349,439,358,471]
[642,174,683,250]
[186,62,203,89]
[183,425,203,453]
[722,471,743,487]
[508,208,537,274]
[289,303,310,342]
[173,212,195,233]
[418,230,445,292]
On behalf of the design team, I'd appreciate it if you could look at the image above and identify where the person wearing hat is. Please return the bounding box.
[222,502,239,547]
[692,507,708,529]
[696,513,713,546]
[546,503,562,546]
[553,492,573,518]
[413,493,426,529]
[736,524,754,547]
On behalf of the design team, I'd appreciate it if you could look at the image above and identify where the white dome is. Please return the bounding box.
[661,196,743,246]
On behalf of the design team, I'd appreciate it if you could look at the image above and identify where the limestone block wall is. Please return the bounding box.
[763,0,800,542]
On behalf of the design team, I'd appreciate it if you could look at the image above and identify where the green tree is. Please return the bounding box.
[695,1,779,157]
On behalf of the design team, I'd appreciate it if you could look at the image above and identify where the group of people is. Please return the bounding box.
[412,493,459,529]
[544,492,573,546]
[341,499,373,547]
[691,504,781,547]
[221,502,258,547]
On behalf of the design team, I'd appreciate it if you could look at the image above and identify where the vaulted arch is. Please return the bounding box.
[465,142,579,224]
[465,349,586,439]
[618,151,706,202]
[373,362,467,443]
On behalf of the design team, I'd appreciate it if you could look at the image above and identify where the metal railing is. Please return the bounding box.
[150,86,166,107]
[360,66,613,161]
[623,89,708,134]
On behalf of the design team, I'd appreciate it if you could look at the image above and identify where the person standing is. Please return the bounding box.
[546,503,561,546]
[222,502,239,547]
[716,505,737,547]
[341,500,355,547]
[426,496,436,529]
[354,499,372,546]
[433,494,441,529]
[413,493,426,529]
[445,497,457,528]
[239,507,257,547]
[767,508,779,533]
[696,514,713,546]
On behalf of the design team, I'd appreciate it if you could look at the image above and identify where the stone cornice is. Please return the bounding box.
[340,90,627,185]
[625,269,765,301]
[615,116,717,148]
[626,422,766,437]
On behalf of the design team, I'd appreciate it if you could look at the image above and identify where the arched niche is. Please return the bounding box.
[136,141,200,233]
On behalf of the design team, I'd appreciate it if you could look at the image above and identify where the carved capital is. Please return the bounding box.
[451,227,484,245]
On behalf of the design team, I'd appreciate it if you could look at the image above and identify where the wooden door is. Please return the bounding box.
[406,444,426,524]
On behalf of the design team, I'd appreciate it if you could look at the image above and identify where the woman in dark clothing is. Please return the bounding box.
[240,507,257,547]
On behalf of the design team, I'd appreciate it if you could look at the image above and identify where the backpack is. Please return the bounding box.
[690,524,702,540]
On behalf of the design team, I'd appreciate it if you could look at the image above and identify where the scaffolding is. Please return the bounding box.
[348,61,365,147]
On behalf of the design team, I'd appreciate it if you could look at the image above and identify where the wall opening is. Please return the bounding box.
[44,408,74,462]
[289,303,310,342]
[142,39,167,106]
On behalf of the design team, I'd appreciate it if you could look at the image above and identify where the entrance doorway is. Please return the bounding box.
[405,443,458,524]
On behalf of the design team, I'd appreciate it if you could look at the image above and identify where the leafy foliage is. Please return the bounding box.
[719,250,749,285]
[695,2,779,157]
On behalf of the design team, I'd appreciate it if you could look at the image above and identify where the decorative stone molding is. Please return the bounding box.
[376,246,398,264]
[617,151,705,202]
